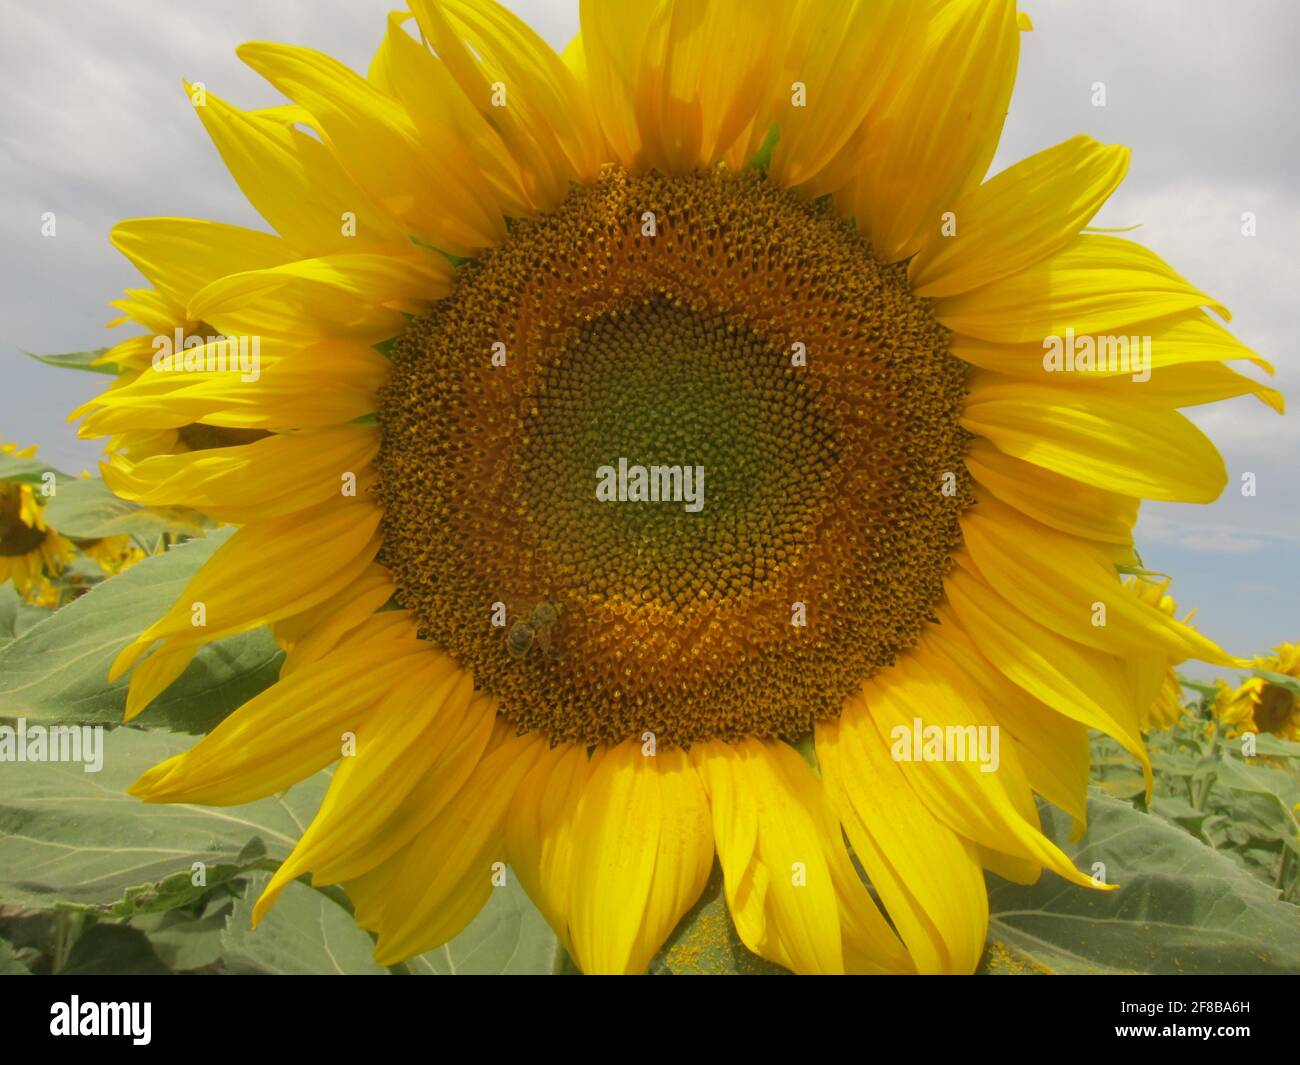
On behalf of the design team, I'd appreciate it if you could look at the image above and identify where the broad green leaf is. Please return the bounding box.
[1212,756,1300,863]
[22,347,119,376]
[1147,795,1211,840]
[225,870,558,975]
[0,582,46,650]
[131,905,230,971]
[42,477,209,540]
[0,448,69,486]
[987,790,1300,974]
[407,875,559,975]
[60,923,169,975]
[1255,734,1300,759]
[0,727,326,909]
[652,864,788,975]
[222,872,387,976]
[0,530,283,734]
[0,585,19,646]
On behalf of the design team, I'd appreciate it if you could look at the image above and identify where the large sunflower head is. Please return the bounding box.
[80,0,1283,974]
[0,442,75,595]
[1214,643,1300,742]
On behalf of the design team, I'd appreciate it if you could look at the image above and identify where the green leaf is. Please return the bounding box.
[1147,795,1211,841]
[60,923,169,975]
[221,872,388,975]
[225,869,559,975]
[0,938,33,974]
[1212,756,1300,865]
[93,840,270,919]
[0,591,52,647]
[0,585,19,647]
[0,448,69,486]
[1254,734,1300,759]
[130,904,230,971]
[42,477,208,540]
[746,124,781,171]
[22,347,119,376]
[407,874,558,975]
[0,727,327,909]
[0,530,283,733]
[1175,675,1219,699]
[986,790,1300,974]
[652,864,787,975]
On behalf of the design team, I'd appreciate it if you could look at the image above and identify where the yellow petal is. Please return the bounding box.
[505,743,593,958]
[860,653,1102,890]
[186,252,452,341]
[1067,360,1284,413]
[909,136,1129,298]
[411,0,603,206]
[575,0,653,165]
[324,692,500,887]
[849,0,1020,262]
[944,562,1152,789]
[964,436,1137,545]
[565,741,713,974]
[693,738,910,974]
[190,85,410,254]
[112,497,382,686]
[816,695,988,974]
[73,340,389,434]
[366,728,547,964]
[253,656,472,922]
[369,11,533,216]
[639,0,788,173]
[102,426,378,523]
[238,41,504,255]
[961,379,1228,502]
[937,235,1228,342]
[769,0,918,190]
[927,618,1090,831]
[120,642,200,718]
[110,219,293,316]
[105,293,179,339]
[273,564,396,672]
[961,495,1237,665]
[950,309,1273,377]
[129,631,431,804]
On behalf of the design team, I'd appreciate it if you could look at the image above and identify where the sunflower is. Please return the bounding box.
[76,0,1284,974]
[0,443,75,595]
[87,203,281,460]
[1214,644,1300,742]
[74,536,147,576]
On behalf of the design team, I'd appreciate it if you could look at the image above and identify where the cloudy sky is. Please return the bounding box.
[1,0,1296,662]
